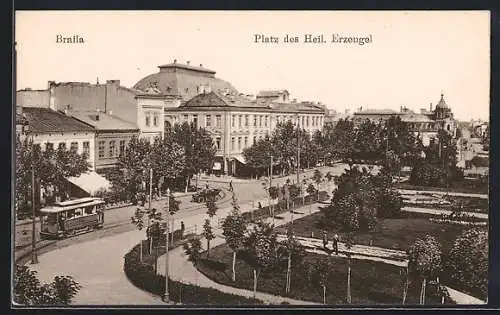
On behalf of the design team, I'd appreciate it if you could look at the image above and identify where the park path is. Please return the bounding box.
[398,189,488,200]
[402,206,488,219]
[157,204,324,305]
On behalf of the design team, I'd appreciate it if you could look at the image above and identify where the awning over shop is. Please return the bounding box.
[233,155,247,164]
[67,171,111,196]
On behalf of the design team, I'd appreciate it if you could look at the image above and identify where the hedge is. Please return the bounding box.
[123,243,263,305]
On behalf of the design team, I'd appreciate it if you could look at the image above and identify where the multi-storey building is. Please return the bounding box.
[20,107,96,169]
[352,93,457,146]
[164,91,325,176]
[70,110,139,171]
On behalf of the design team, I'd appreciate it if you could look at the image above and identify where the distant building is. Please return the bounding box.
[164,91,325,176]
[70,110,139,170]
[352,93,457,146]
[133,60,238,102]
[16,80,177,142]
[256,90,290,103]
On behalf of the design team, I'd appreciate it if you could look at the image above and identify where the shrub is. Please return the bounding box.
[123,244,263,305]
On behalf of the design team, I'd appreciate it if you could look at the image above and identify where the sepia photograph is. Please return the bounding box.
[12,10,490,307]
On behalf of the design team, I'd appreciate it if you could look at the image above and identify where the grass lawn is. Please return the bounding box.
[278,211,477,253]
[197,244,451,305]
[396,180,488,195]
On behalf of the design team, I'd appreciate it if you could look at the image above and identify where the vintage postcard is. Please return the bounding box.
[13,10,490,307]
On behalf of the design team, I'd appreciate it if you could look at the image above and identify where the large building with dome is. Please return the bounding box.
[133,60,239,102]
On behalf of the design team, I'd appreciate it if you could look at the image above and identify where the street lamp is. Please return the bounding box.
[163,188,170,304]
[24,124,38,264]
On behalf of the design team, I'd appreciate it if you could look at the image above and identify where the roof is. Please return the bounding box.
[22,107,95,133]
[400,113,434,123]
[177,91,325,113]
[257,90,289,97]
[71,111,139,131]
[158,62,216,74]
[134,62,237,100]
[436,93,448,109]
[353,109,399,115]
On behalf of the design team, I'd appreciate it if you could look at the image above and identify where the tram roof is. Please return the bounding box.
[40,198,105,213]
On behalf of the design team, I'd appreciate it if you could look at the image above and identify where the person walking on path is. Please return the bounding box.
[332,234,339,255]
[322,230,329,251]
[229,180,234,192]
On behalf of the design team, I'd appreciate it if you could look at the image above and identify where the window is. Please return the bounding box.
[206,115,212,127]
[215,137,221,150]
[58,142,66,150]
[119,140,126,157]
[83,141,90,157]
[232,115,236,127]
[312,117,315,126]
[302,116,305,127]
[265,116,268,127]
[145,113,151,127]
[238,115,242,128]
[253,136,257,144]
[244,136,248,148]
[109,140,116,157]
[70,142,78,153]
[183,114,189,122]
[45,142,54,151]
[253,115,257,127]
[238,137,242,150]
[192,115,198,128]
[259,115,262,127]
[216,115,222,128]
[306,116,310,127]
[231,137,235,150]
[245,115,249,127]
[153,112,159,127]
[98,141,105,158]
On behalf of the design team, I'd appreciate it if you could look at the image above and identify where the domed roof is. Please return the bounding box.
[435,93,448,109]
[133,61,238,101]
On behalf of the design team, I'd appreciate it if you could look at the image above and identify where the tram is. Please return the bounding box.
[39,197,105,239]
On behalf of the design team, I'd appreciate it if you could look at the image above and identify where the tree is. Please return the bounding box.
[16,135,90,215]
[13,265,81,306]
[131,208,146,262]
[202,219,215,258]
[352,119,384,161]
[288,184,300,209]
[183,237,202,266]
[152,137,187,192]
[221,196,247,282]
[242,220,279,298]
[167,122,216,192]
[383,150,402,178]
[324,118,356,160]
[407,235,442,305]
[268,186,280,217]
[445,228,488,300]
[313,169,323,200]
[278,229,305,295]
[312,256,334,304]
[243,136,276,176]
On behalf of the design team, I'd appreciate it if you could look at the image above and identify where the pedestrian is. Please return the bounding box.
[229,180,233,192]
[206,183,209,190]
[333,234,339,255]
[322,230,328,251]
[181,221,185,239]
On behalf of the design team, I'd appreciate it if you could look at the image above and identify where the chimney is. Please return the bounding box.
[200,64,203,67]
[108,110,113,115]
[429,102,433,111]
[292,98,297,103]
[106,80,120,86]
[187,61,190,65]
[63,104,72,116]
[173,59,177,64]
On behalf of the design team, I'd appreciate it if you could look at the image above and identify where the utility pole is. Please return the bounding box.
[270,155,273,225]
[30,132,38,264]
[163,188,170,304]
[149,167,153,254]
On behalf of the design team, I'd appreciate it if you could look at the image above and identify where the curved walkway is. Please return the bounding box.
[26,229,164,305]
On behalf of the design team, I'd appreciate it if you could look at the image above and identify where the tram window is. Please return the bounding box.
[84,206,93,215]
[67,210,75,219]
[47,213,57,224]
[74,208,83,217]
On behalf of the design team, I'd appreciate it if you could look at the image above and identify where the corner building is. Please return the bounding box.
[165,91,325,176]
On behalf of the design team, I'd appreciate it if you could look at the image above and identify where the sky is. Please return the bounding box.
[15,11,490,121]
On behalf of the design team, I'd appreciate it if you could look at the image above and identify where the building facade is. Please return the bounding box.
[352,93,457,146]
[165,91,325,175]
[20,107,97,169]
[70,111,139,170]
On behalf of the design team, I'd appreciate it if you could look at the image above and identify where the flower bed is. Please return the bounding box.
[123,243,263,305]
